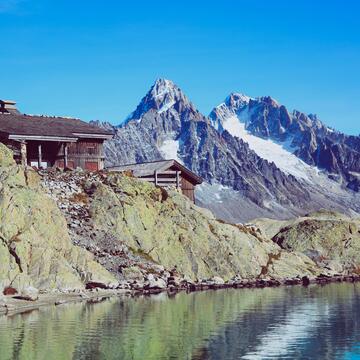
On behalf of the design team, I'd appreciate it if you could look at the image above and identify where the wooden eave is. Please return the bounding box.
[107,159,203,185]
[72,132,114,140]
[8,134,78,142]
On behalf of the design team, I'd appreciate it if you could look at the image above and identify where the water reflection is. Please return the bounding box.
[0,284,359,359]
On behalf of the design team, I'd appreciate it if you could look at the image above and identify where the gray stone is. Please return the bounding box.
[19,286,39,301]
[211,276,225,285]
[145,274,166,289]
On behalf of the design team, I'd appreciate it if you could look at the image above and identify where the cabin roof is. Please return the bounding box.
[107,159,203,185]
[0,113,113,140]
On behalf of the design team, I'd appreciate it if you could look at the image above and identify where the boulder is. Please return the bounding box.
[272,215,360,275]
[211,276,225,285]
[301,276,310,286]
[145,274,167,289]
[122,266,144,282]
[17,286,39,301]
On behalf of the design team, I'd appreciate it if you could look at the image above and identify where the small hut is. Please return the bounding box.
[107,159,203,203]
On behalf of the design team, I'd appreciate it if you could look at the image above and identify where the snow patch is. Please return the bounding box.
[158,99,176,114]
[196,182,232,204]
[222,111,320,182]
[159,139,182,163]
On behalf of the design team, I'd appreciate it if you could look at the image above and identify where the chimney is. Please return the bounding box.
[0,100,19,114]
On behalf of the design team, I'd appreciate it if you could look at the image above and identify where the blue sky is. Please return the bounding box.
[0,0,359,134]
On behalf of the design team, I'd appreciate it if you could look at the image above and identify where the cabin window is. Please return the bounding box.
[87,146,96,155]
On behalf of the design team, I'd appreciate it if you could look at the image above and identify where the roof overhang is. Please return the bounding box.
[0,100,16,105]
[107,159,203,185]
[170,160,203,184]
[72,133,113,140]
[9,134,78,142]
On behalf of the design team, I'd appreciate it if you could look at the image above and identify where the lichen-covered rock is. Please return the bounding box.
[0,144,116,293]
[88,173,321,281]
[271,212,360,274]
[0,144,15,167]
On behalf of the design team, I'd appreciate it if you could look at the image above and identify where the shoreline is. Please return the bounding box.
[2,274,360,317]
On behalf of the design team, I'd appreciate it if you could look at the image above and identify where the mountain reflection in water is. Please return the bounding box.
[0,283,360,360]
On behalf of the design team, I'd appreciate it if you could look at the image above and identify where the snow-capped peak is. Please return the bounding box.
[209,103,235,131]
[225,92,252,111]
[120,78,203,126]
[151,78,176,98]
[209,92,253,132]
[147,78,190,114]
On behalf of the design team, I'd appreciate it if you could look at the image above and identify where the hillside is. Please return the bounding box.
[2,142,360,301]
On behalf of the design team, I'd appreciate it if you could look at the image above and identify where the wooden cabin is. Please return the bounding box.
[107,159,203,203]
[0,100,113,171]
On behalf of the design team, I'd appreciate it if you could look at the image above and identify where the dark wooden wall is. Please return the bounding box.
[55,139,104,170]
[180,176,195,203]
[2,138,105,171]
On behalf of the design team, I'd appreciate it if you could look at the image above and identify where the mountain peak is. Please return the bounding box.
[146,78,191,115]
[153,77,175,87]
[225,92,252,110]
[121,78,204,126]
[151,78,177,96]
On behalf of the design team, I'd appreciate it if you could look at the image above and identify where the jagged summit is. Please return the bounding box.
[209,92,253,131]
[221,93,280,113]
[151,78,177,96]
[257,95,280,107]
[225,92,252,109]
[122,78,202,126]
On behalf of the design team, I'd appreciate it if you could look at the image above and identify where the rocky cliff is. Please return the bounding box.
[38,167,322,283]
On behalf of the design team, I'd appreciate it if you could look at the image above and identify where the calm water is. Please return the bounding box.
[1,283,360,360]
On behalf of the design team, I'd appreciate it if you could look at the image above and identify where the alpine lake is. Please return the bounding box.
[1,283,360,360]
